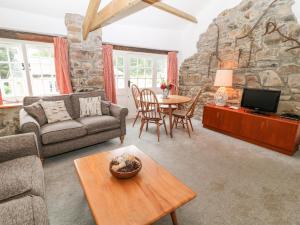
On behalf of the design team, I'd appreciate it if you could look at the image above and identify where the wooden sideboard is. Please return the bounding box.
[202,104,300,156]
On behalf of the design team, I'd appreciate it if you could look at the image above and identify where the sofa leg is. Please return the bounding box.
[120,135,125,144]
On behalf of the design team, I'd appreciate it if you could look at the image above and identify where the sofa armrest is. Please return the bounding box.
[110,104,128,136]
[19,109,42,152]
[0,133,40,163]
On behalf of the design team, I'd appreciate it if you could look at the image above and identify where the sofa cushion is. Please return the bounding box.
[0,156,44,202]
[0,196,48,225]
[77,115,120,134]
[40,120,87,145]
[23,95,74,119]
[101,100,111,115]
[71,91,106,119]
[40,100,72,123]
[23,101,47,126]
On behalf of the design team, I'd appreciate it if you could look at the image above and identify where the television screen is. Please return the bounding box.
[241,88,281,113]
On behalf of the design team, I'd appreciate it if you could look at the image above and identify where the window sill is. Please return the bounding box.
[0,103,23,109]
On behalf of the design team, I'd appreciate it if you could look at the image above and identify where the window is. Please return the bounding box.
[0,39,57,102]
[113,51,167,89]
[0,43,28,99]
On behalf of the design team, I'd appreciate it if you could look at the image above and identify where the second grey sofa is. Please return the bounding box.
[0,133,48,225]
[20,91,128,158]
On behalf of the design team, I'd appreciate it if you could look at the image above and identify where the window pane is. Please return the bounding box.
[130,58,137,66]
[14,80,26,96]
[145,68,152,77]
[3,82,12,95]
[117,57,124,67]
[26,44,57,96]
[145,59,152,67]
[0,63,10,79]
[11,63,23,78]
[117,79,125,89]
[137,68,144,77]
[129,68,137,78]
[138,79,145,88]
[146,79,152,88]
[9,48,21,62]
[0,47,8,61]
[138,58,144,67]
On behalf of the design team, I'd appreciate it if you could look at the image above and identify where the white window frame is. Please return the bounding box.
[0,38,56,102]
[113,50,168,91]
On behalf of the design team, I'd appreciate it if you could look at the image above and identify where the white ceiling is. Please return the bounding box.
[0,0,209,30]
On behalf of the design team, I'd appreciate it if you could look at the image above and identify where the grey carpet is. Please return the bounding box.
[44,119,300,225]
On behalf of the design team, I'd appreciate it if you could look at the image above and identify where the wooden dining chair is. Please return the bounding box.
[160,85,179,114]
[139,89,168,142]
[172,89,202,137]
[131,84,142,127]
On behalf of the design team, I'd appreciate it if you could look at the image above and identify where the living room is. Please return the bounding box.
[0,0,300,225]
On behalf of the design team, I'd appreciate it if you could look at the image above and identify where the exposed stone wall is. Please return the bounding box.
[179,0,300,119]
[65,13,104,92]
[0,106,21,136]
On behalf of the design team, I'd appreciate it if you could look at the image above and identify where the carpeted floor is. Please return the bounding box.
[44,119,300,225]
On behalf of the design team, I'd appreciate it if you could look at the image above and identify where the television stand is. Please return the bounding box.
[202,104,300,156]
[249,110,271,116]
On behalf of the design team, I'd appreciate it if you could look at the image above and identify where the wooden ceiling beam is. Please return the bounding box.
[143,0,198,23]
[82,0,102,40]
[90,0,159,31]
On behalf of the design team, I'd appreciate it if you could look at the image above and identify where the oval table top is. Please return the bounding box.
[139,94,192,105]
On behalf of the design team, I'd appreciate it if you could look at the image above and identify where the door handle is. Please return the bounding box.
[128,80,131,88]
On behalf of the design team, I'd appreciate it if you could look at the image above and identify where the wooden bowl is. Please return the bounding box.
[109,157,142,179]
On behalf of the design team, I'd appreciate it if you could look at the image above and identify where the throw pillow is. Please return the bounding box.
[101,100,111,115]
[40,100,72,123]
[79,96,102,117]
[24,100,47,126]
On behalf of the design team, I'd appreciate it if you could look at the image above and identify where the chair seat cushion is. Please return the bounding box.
[77,116,120,135]
[0,156,44,202]
[41,120,87,145]
[0,196,48,225]
[172,109,188,117]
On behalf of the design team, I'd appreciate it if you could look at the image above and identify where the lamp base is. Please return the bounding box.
[214,87,228,106]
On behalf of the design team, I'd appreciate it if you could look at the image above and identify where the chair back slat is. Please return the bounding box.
[131,84,141,109]
[187,89,202,117]
[140,89,161,119]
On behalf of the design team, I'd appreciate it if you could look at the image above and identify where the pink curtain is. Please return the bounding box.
[54,37,73,94]
[0,88,3,105]
[167,52,178,95]
[102,45,117,103]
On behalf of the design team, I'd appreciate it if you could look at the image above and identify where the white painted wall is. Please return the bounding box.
[0,7,66,35]
[0,6,183,59]
[293,0,300,22]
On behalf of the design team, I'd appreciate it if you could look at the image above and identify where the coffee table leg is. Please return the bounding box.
[170,211,179,225]
[169,105,173,138]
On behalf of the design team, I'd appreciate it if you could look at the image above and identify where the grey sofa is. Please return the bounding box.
[0,133,48,225]
[20,91,128,158]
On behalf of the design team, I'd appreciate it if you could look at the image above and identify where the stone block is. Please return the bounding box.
[259,70,283,87]
[288,74,300,88]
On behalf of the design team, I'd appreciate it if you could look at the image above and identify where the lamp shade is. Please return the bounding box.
[214,70,233,87]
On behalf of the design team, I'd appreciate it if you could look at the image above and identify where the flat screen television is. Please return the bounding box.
[241,88,281,113]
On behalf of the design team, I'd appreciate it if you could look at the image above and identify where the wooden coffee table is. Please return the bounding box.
[74,145,196,225]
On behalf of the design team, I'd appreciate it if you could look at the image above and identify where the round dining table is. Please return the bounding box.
[140,94,192,138]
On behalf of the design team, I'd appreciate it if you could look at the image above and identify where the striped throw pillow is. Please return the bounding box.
[79,96,102,117]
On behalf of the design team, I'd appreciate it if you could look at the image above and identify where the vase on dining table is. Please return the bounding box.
[162,89,169,99]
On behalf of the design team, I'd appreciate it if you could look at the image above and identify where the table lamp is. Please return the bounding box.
[214,69,233,106]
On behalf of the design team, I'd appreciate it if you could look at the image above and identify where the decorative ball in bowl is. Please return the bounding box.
[109,153,142,179]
